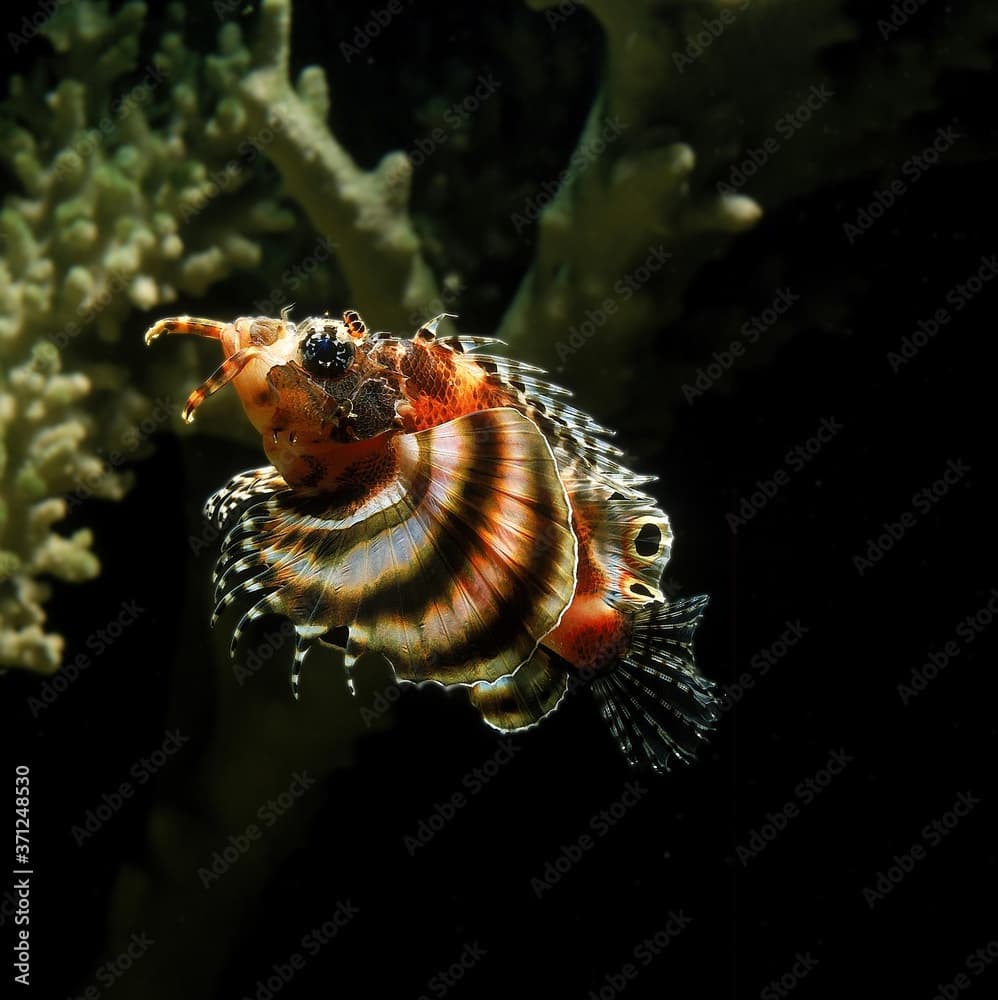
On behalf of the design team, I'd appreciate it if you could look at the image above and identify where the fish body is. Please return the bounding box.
[145,309,717,770]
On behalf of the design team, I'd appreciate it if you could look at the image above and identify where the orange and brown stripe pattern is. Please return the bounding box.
[147,307,716,772]
[212,408,577,692]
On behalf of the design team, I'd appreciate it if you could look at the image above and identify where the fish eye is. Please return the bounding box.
[300,328,355,378]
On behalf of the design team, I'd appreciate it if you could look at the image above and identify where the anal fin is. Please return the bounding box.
[468,646,568,732]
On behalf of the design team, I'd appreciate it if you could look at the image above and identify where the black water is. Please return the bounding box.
[4,2,995,999]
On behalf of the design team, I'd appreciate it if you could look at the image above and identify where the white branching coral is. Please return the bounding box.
[0,0,460,672]
[0,344,109,672]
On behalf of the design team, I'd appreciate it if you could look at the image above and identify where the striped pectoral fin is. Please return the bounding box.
[205,466,289,531]
[467,647,569,732]
[364,407,578,683]
[213,407,578,693]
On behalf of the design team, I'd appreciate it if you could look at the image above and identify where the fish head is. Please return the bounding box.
[230,311,417,493]
[224,312,407,443]
[146,309,413,491]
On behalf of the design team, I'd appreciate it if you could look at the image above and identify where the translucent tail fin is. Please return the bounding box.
[591,595,717,772]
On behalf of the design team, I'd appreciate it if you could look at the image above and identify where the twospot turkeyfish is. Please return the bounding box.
[144,308,718,771]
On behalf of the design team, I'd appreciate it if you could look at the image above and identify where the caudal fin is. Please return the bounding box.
[591,595,717,772]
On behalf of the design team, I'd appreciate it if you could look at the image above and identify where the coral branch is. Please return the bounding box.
[238,0,443,332]
[505,0,998,414]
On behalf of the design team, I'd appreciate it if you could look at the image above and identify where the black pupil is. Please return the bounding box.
[301,331,354,377]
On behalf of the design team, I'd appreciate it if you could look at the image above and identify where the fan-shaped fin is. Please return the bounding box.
[205,466,288,530]
[215,408,578,686]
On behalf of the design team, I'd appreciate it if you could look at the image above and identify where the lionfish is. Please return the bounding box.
[144,308,717,771]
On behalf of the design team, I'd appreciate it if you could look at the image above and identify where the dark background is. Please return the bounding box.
[4,2,995,999]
